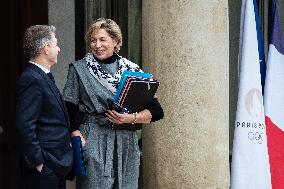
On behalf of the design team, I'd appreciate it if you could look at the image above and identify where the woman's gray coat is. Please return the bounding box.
[63,59,141,189]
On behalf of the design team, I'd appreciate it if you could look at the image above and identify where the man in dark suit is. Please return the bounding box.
[16,25,73,189]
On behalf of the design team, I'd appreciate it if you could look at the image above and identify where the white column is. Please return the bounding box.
[142,1,230,188]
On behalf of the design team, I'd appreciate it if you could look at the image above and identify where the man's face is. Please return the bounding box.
[46,35,60,65]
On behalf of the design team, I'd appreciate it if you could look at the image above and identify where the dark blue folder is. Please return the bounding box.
[71,136,87,176]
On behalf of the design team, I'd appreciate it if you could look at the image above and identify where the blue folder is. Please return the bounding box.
[71,136,87,176]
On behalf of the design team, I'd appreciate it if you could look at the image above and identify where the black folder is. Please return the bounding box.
[111,71,159,130]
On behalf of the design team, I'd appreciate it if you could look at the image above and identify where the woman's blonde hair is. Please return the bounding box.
[85,18,122,53]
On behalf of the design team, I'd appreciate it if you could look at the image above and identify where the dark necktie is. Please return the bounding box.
[47,72,55,83]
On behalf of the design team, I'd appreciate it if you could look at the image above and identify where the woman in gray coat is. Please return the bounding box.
[63,18,163,189]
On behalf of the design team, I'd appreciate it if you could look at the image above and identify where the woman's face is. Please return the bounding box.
[90,29,118,60]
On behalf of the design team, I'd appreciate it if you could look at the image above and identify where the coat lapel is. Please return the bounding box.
[29,64,70,127]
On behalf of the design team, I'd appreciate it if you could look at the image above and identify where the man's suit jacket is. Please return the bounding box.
[16,63,73,176]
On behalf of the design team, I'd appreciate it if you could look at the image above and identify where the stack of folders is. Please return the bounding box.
[71,136,87,176]
[112,70,159,130]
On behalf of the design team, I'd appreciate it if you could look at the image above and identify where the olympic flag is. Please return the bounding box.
[230,0,271,188]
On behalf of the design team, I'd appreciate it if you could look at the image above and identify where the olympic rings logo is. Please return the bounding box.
[248,132,264,144]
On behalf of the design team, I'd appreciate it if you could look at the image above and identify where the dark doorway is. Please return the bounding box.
[0,1,48,188]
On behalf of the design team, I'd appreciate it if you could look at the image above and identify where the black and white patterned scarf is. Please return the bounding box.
[85,53,142,94]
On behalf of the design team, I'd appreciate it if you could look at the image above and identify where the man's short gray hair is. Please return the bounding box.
[23,25,56,59]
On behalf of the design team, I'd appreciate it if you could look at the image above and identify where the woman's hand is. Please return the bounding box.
[71,130,86,146]
[105,110,135,124]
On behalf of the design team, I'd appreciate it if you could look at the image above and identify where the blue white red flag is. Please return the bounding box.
[264,0,284,188]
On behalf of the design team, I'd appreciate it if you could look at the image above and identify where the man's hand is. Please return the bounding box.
[71,130,86,146]
[36,164,43,172]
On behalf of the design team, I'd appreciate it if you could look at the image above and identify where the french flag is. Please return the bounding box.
[264,0,284,188]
